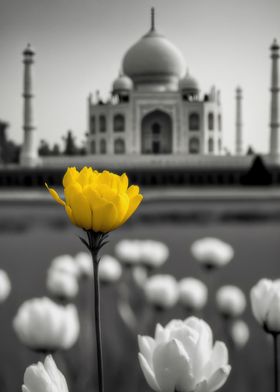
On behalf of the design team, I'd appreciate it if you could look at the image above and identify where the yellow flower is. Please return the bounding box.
[46,167,143,233]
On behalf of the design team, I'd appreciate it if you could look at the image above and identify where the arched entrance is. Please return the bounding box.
[141,110,172,154]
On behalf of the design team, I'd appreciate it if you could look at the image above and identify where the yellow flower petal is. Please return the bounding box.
[70,191,92,230]
[122,194,143,224]
[98,184,117,202]
[99,203,118,233]
[45,183,65,206]
[113,193,129,221]
[119,173,129,193]
[127,185,140,198]
[84,186,107,210]
[64,182,83,205]
[65,205,76,225]
[62,167,79,188]
[77,167,93,187]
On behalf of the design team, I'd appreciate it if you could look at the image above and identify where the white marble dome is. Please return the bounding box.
[112,73,133,93]
[179,72,200,91]
[122,29,186,87]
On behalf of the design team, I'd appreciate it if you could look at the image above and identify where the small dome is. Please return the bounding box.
[179,72,200,92]
[112,74,133,93]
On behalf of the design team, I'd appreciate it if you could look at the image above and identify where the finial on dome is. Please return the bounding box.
[150,7,155,31]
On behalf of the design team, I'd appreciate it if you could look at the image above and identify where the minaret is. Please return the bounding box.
[235,86,243,155]
[269,39,280,158]
[20,44,38,167]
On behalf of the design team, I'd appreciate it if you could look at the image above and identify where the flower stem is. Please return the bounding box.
[91,249,104,392]
[273,333,279,392]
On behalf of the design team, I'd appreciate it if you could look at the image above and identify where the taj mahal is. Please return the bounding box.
[87,9,222,157]
[3,8,280,186]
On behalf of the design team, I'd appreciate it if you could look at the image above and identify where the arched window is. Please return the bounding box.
[189,113,200,131]
[99,115,106,132]
[189,137,200,154]
[91,140,96,154]
[90,116,95,134]
[100,139,106,154]
[218,114,222,131]
[208,113,214,130]
[208,137,214,153]
[114,138,125,154]
[152,123,161,135]
[114,114,125,132]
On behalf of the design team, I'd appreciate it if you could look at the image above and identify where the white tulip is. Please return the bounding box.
[230,320,250,349]
[115,239,169,269]
[144,275,179,309]
[13,297,80,352]
[75,252,93,278]
[0,269,11,303]
[140,240,169,269]
[216,286,246,318]
[138,317,231,392]
[179,278,208,311]
[191,238,234,269]
[99,255,122,283]
[50,255,80,278]
[250,278,280,333]
[115,239,142,266]
[47,269,79,300]
[22,355,68,392]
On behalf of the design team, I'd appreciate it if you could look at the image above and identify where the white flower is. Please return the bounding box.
[99,255,122,283]
[138,317,231,392]
[139,240,169,269]
[250,278,280,333]
[0,269,11,303]
[22,355,68,392]
[216,286,246,318]
[75,252,93,278]
[50,255,79,278]
[179,278,208,311]
[144,275,179,309]
[47,269,79,300]
[230,320,250,349]
[115,239,169,269]
[191,238,234,269]
[115,240,142,266]
[13,297,80,352]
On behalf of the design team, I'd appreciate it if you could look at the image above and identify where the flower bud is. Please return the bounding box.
[230,320,250,349]
[13,297,80,352]
[50,255,79,278]
[99,255,122,284]
[0,270,11,303]
[47,269,79,300]
[250,278,280,334]
[216,286,246,318]
[75,252,93,279]
[179,278,208,311]
[139,240,169,269]
[191,237,234,269]
[115,239,142,266]
[144,274,178,310]
[22,355,69,392]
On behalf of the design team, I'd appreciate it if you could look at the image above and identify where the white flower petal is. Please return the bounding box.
[266,292,280,333]
[250,279,274,325]
[138,353,160,392]
[207,365,231,392]
[194,380,208,392]
[204,341,229,378]
[138,335,156,367]
[153,339,194,392]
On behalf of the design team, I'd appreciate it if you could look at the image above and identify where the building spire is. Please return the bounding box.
[269,38,280,158]
[235,86,243,155]
[151,7,155,31]
[20,43,39,167]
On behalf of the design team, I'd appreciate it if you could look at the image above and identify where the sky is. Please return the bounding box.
[0,0,280,153]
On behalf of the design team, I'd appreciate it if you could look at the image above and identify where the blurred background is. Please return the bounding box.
[1,0,280,391]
